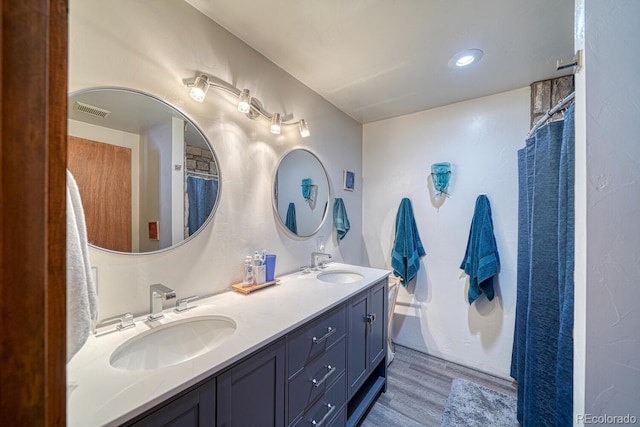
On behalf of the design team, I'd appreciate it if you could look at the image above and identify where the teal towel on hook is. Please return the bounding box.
[460,194,500,304]
[391,198,426,285]
[333,198,350,241]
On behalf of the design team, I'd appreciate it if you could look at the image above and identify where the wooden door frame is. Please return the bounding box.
[1,1,68,425]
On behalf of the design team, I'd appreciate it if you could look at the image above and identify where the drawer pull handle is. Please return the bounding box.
[312,327,335,344]
[311,403,335,426]
[311,365,336,388]
[365,313,376,324]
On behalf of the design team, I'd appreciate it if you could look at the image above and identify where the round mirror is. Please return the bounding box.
[67,87,221,254]
[273,149,330,238]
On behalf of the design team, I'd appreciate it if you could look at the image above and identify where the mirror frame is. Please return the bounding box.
[68,86,222,255]
[272,147,331,239]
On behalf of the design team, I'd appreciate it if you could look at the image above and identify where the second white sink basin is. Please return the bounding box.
[109,315,236,371]
[316,270,364,284]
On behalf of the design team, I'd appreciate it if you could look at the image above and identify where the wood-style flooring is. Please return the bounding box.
[361,345,517,427]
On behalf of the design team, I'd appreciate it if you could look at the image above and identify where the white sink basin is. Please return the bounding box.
[316,270,364,284]
[109,315,236,371]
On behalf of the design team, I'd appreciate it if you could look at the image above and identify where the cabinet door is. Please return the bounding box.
[347,291,368,398]
[130,378,215,427]
[217,339,286,427]
[368,280,387,369]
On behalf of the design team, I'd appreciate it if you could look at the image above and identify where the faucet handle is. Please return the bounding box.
[174,295,199,313]
[95,312,135,334]
[300,266,311,274]
[118,313,136,330]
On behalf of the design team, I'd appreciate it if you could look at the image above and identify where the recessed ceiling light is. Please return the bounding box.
[449,49,484,68]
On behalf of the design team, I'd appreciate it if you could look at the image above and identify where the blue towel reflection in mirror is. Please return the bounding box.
[187,175,218,235]
[285,202,298,234]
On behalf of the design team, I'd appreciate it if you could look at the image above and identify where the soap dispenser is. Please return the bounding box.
[243,256,254,287]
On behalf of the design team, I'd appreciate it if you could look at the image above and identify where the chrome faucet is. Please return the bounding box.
[311,252,332,269]
[148,283,176,321]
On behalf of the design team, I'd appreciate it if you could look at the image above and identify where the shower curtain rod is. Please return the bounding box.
[186,170,218,179]
[527,91,575,137]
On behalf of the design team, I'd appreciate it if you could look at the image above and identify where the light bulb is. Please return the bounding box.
[270,113,282,135]
[238,89,251,113]
[449,49,484,69]
[189,75,209,102]
[455,55,475,66]
[298,119,310,138]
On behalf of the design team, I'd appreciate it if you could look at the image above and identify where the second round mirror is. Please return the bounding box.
[273,149,330,238]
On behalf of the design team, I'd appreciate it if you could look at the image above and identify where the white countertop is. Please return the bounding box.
[67,263,390,427]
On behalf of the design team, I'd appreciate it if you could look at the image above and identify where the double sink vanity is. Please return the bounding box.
[66,87,384,426]
[68,263,390,426]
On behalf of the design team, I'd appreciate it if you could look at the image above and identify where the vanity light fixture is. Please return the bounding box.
[298,119,310,138]
[238,89,252,113]
[187,74,210,102]
[449,49,484,68]
[270,113,282,134]
[184,73,310,138]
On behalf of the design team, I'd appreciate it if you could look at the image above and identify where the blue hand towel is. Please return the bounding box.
[391,198,426,285]
[333,198,350,241]
[187,176,218,236]
[285,202,297,234]
[301,178,312,200]
[460,195,500,304]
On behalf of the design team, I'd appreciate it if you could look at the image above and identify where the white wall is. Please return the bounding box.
[70,0,363,320]
[363,87,529,379]
[171,117,186,245]
[577,0,640,420]
[147,120,174,250]
[573,0,587,419]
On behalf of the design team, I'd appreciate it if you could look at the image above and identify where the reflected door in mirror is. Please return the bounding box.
[68,136,132,252]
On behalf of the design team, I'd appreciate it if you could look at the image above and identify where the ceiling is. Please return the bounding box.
[185,0,575,124]
[69,89,208,148]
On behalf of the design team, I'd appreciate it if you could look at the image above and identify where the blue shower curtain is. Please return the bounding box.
[511,104,574,426]
[187,176,218,236]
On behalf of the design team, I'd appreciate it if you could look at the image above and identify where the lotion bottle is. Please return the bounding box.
[243,256,254,287]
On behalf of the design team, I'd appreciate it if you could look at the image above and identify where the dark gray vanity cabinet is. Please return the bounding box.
[287,304,347,426]
[129,378,216,427]
[346,279,387,426]
[122,276,388,427]
[217,338,286,427]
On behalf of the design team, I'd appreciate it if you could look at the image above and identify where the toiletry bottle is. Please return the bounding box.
[243,256,254,287]
[253,251,262,266]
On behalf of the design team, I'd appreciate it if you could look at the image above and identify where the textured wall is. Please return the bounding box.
[70,0,363,320]
[362,88,529,379]
[579,0,640,419]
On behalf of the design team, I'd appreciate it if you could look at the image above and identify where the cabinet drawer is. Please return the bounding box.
[291,373,346,427]
[288,304,346,378]
[327,405,346,427]
[288,338,346,423]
